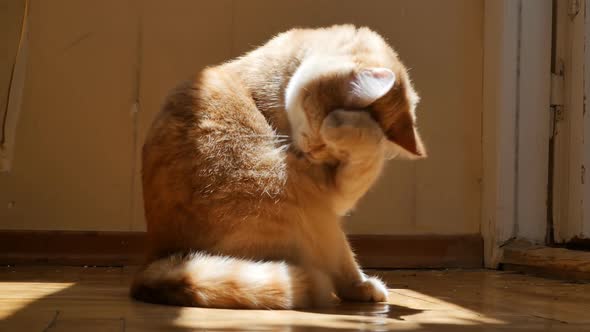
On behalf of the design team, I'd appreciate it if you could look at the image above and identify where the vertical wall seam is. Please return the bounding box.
[582,0,588,235]
[229,0,236,57]
[479,0,486,236]
[513,0,523,238]
[129,1,142,231]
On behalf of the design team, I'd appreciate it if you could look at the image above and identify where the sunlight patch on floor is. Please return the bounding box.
[169,288,505,331]
[0,282,74,319]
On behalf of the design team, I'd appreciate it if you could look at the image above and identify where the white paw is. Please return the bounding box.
[341,276,389,302]
[361,277,389,302]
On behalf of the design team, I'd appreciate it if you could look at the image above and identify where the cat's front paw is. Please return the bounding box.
[339,276,389,302]
[320,110,384,157]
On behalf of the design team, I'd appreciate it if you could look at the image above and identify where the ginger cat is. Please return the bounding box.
[131,25,425,309]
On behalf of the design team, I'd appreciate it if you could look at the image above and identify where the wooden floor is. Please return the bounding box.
[0,266,589,331]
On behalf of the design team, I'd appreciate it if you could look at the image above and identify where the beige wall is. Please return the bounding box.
[0,0,483,235]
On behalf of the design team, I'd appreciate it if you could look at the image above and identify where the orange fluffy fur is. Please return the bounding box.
[131,25,425,309]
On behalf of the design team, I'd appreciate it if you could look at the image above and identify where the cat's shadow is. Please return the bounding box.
[300,302,423,321]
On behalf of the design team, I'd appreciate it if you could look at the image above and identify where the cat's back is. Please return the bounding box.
[144,68,286,194]
[141,67,291,255]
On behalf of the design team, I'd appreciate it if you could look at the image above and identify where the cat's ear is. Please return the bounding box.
[348,68,396,107]
[384,134,426,160]
[383,110,426,159]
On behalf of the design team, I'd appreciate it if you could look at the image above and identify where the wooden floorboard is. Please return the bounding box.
[1,266,589,331]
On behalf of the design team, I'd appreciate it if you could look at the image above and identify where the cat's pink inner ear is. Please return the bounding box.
[349,68,396,107]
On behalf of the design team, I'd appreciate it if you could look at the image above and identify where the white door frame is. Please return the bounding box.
[482,0,552,268]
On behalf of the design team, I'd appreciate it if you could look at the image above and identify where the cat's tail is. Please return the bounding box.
[130,252,335,309]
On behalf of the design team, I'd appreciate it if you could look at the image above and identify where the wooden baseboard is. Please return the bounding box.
[349,234,482,268]
[0,231,482,268]
[501,240,590,281]
[0,231,145,266]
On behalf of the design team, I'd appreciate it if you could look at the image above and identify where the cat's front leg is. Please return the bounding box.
[316,111,390,302]
[320,110,386,215]
[326,230,389,303]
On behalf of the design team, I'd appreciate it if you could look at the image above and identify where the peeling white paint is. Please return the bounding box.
[0,1,28,172]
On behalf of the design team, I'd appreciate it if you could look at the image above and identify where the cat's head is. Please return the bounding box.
[285,51,425,162]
